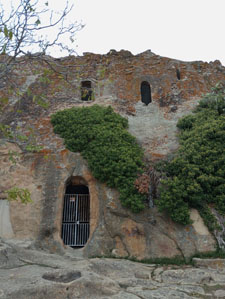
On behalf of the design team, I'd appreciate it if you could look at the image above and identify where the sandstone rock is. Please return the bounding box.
[190,208,211,235]
[127,286,194,298]
[0,240,25,269]
[193,258,225,273]
[0,147,217,260]
[0,201,14,238]
[0,50,222,260]
[1,239,225,299]
[214,289,225,298]
[134,271,150,279]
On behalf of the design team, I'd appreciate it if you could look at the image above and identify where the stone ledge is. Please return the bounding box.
[193,258,225,273]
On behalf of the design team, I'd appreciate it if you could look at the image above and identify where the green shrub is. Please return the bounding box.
[157,84,225,225]
[51,105,146,212]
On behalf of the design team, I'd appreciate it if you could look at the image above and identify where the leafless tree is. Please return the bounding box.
[0,0,83,79]
[0,0,83,202]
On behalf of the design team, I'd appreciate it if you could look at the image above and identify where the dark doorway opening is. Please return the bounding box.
[81,80,93,101]
[141,81,152,105]
[61,183,90,248]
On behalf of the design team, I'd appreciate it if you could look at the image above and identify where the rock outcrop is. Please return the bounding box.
[0,145,216,259]
[1,50,224,258]
[1,50,225,158]
[1,238,225,299]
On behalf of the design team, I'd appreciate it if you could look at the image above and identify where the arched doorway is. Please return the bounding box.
[61,180,90,248]
[141,81,152,105]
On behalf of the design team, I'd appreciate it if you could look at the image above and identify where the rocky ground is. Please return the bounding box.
[1,239,225,299]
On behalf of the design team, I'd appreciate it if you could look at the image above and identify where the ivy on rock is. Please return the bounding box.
[157,83,225,227]
[51,105,146,212]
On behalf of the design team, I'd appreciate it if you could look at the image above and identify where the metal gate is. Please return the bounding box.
[61,194,90,247]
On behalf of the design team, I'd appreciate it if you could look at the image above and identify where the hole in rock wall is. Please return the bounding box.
[141,81,152,105]
[61,179,90,248]
[176,69,181,80]
[81,80,93,101]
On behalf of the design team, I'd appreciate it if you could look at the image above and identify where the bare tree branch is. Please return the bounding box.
[0,0,83,80]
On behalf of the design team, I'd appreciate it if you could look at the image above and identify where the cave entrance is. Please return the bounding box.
[141,81,152,105]
[61,181,90,248]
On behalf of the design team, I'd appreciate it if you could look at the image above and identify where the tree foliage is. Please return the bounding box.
[6,186,32,203]
[157,83,225,226]
[51,105,146,212]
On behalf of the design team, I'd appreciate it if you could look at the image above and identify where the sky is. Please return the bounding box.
[70,0,225,66]
[1,0,225,65]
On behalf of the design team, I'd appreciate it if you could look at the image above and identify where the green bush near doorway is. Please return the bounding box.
[51,105,146,212]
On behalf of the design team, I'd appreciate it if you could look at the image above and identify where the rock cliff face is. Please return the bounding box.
[1,50,224,258]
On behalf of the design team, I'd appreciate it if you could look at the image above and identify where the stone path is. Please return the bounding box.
[1,239,225,298]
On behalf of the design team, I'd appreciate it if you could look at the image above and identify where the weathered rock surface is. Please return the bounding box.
[0,50,223,259]
[0,239,225,299]
[1,51,225,159]
[0,144,216,259]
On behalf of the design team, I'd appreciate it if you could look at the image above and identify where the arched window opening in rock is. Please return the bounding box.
[141,81,152,105]
[61,180,90,248]
[81,80,93,101]
[176,69,181,80]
